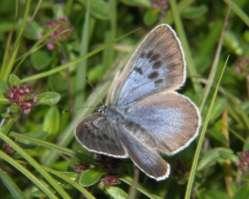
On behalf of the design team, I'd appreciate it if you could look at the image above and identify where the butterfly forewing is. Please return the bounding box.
[109,24,186,106]
[75,114,127,158]
[126,92,200,155]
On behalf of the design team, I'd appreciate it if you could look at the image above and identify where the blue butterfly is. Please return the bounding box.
[75,24,201,181]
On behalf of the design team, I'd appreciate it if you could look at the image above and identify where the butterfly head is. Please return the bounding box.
[97,105,108,114]
[97,105,126,124]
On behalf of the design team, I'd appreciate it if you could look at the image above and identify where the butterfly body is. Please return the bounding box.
[75,24,201,181]
[104,105,157,147]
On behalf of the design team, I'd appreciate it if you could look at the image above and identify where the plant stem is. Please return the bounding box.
[200,8,230,111]
[128,167,139,199]
[184,57,229,199]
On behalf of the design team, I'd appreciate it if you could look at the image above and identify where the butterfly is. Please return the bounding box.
[75,24,201,181]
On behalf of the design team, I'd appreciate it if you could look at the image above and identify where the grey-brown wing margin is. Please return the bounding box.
[75,113,128,158]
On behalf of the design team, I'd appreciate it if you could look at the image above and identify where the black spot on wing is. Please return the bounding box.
[134,67,143,75]
[153,60,162,69]
[148,71,159,79]
[150,53,160,62]
[147,50,154,58]
[154,79,163,86]
[140,52,146,58]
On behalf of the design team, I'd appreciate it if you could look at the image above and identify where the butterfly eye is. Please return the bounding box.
[97,105,107,114]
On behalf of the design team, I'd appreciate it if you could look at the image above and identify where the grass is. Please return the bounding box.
[0,0,249,198]
[185,57,229,199]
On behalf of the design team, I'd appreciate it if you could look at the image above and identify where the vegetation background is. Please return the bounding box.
[0,0,248,198]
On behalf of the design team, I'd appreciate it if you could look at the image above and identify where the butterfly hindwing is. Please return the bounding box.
[118,122,170,181]
[125,92,201,155]
[75,114,127,158]
[109,24,186,106]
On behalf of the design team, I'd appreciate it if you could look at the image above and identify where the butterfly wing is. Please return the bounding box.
[75,114,128,158]
[118,122,170,181]
[125,92,201,155]
[109,24,186,106]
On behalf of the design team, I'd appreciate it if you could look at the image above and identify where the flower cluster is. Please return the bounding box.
[101,175,120,186]
[2,143,14,155]
[73,163,88,173]
[6,85,35,114]
[46,17,73,50]
[151,0,168,11]
[238,151,249,173]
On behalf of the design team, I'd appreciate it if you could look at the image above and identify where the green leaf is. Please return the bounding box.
[243,30,249,43]
[30,50,52,71]
[209,98,227,123]
[79,168,104,187]
[120,176,161,199]
[48,74,68,92]
[198,148,237,171]
[8,74,21,86]
[182,5,208,19]
[43,106,60,135]
[0,168,24,199]
[80,0,109,20]
[0,80,8,94]
[197,189,228,199]
[224,31,243,56]
[24,20,43,40]
[105,186,128,199]
[88,64,105,83]
[234,185,249,199]
[243,138,249,150]
[143,9,160,26]
[121,0,150,7]
[36,92,61,106]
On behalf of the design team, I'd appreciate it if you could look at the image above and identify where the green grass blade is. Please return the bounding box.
[121,176,161,199]
[45,167,96,199]
[102,0,116,68]
[0,168,24,199]
[74,0,91,112]
[10,132,75,157]
[184,57,229,199]
[0,151,58,199]
[20,44,105,83]
[14,30,54,72]
[163,0,194,24]
[0,132,71,199]
[200,8,230,111]
[169,0,202,97]
[1,33,13,69]
[224,0,249,27]
[0,0,31,81]
[19,28,140,84]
